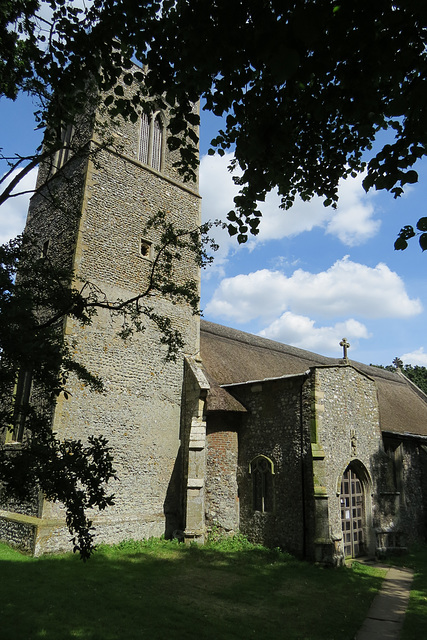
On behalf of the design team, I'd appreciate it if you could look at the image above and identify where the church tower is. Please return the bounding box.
[1,77,202,554]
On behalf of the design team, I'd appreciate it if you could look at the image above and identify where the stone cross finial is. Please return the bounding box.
[340,338,350,361]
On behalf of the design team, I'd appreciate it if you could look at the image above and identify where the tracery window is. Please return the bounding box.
[138,112,164,171]
[250,455,274,513]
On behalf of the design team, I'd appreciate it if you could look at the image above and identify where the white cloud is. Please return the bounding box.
[259,312,370,354]
[199,152,381,259]
[205,256,422,322]
[400,348,427,367]
[325,174,381,245]
[200,153,244,274]
[204,269,284,321]
[0,168,37,244]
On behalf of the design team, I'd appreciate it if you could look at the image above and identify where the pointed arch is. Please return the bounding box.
[336,459,372,496]
[249,455,275,513]
[338,460,372,558]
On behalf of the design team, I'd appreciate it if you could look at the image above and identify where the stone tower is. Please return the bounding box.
[1,79,202,554]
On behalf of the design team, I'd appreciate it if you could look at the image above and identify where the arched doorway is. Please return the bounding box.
[340,465,365,557]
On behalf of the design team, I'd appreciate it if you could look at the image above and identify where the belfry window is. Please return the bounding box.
[151,115,163,171]
[138,112,164,171]
[250,455,274,513]
[51,124,75,174]
[139,113,150,165]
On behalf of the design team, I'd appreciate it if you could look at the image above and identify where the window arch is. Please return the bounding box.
[50,124,75,175]
[249,455,275,513]
[138,112,164,171]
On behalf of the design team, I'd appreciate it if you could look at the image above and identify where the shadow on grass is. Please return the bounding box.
[0,541,385,640]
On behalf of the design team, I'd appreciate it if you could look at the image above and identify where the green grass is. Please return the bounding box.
[0,537,386,640]
[384,545,427,640]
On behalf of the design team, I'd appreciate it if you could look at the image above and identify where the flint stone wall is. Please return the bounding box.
[308,366,381,558]
[225,376,308,556]
[1,87,201,554]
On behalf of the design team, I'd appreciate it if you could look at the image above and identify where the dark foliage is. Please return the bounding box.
[1,2,427,244]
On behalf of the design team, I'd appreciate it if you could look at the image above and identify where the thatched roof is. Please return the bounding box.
[200,320,427,438]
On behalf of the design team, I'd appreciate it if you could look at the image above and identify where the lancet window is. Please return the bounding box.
[51,124,75,174]
[6,369,33,443]
[138,112,164,171]
[250,455,275,513]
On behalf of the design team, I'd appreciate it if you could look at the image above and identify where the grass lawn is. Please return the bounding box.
[385,545,427,640]
[0,537,386,640]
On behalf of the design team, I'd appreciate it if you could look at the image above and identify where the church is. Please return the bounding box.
[1,80,427,564]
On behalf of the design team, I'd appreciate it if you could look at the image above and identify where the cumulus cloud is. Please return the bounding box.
[199,152,381,257]
[325,174,380,245]
[0,168,37,244]
[199,153,244,274]
[259,312,370,353]
[400,348,427,367]
[204,256,422,322]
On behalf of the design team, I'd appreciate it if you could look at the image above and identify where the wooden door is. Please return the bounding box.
[340,467,364,557]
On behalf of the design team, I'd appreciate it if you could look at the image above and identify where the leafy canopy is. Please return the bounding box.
[2,1,427,245]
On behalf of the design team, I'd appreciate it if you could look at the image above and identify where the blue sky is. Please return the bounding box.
[1,92,427,367]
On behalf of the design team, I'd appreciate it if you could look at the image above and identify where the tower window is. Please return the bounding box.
[249,455,275,513]
[51,124,75,175]
[140,239,153,260]
[151,116,163,171]
[139,113,150,165]
[41,240,50,258]
[6,369,33,443]
[138,112,164,171]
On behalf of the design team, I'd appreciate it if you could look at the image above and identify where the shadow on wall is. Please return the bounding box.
[370,440,427,553]
[163,446,183,539]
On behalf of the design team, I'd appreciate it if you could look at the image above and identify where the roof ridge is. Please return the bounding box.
[200,320,403,382]
[200,319,335,365]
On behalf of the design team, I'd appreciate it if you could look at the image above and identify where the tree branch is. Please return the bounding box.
[0,152,49,207]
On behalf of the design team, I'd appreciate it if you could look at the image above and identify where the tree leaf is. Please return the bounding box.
[402,170,418,185]
[416,217,427,232]
[394,237,408,251]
